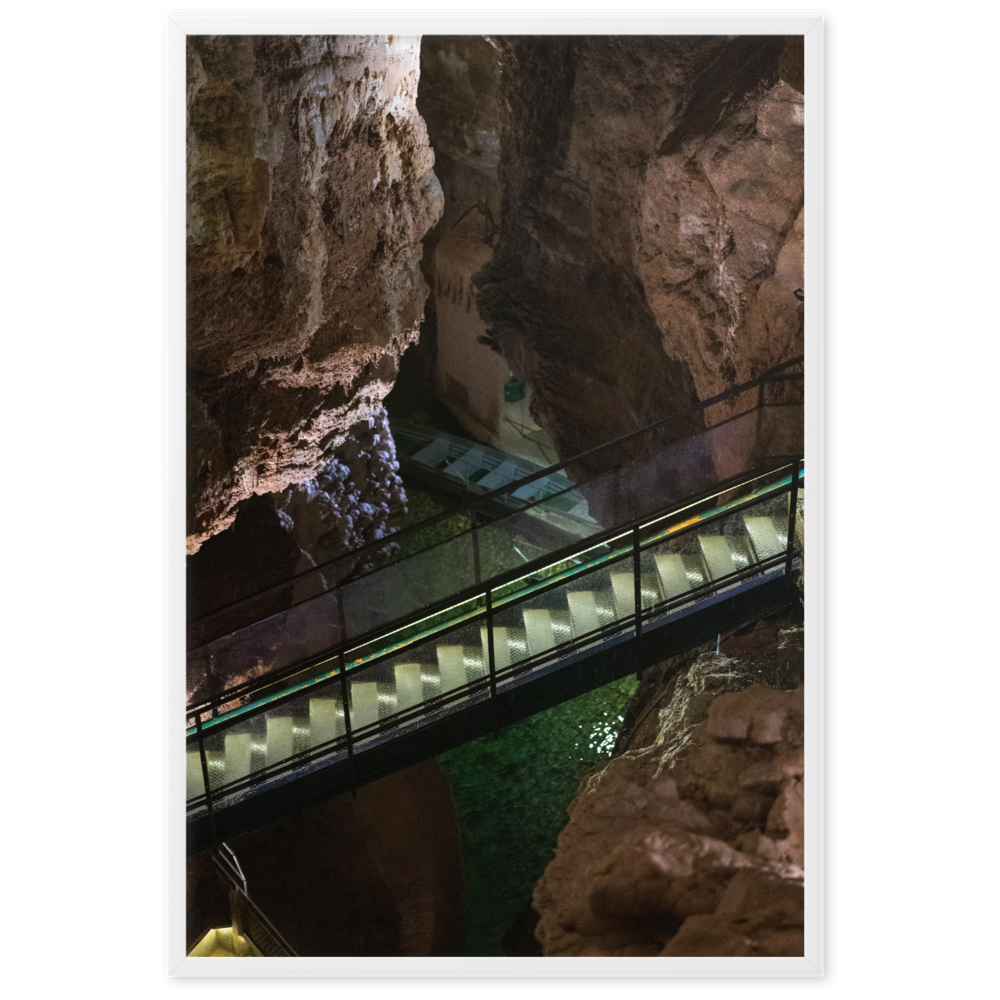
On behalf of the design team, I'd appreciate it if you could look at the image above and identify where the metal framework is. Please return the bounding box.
[187,457,804,853]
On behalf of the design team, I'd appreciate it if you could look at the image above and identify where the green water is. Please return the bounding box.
[438,674,638,956]
[394,483,638,954]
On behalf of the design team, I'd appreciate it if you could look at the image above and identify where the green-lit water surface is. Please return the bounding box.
[438,674,638,956]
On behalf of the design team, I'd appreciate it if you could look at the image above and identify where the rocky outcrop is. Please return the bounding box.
[473,36,804,476]
[273,407,406,580]
[186,406,405,625]
[533,617,805,957]
[187,35,442,553]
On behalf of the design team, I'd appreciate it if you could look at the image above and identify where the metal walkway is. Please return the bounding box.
[186,454,804,854]
[391,418,597,528]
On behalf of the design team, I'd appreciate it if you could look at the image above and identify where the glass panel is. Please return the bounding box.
[756,404,804,461]
[187,455,799,776]
[187,588,342,710]
[703,410,762,484]
[489,548,635,674]
[703,385,757,427]
[576,431,717,530]
[189,671,351,798]
[763,375,805,405]
[185,737,206,802]
[342,615,489,736]
[639,487,798,624]
[475,512,536,581]
[797,491,804,554]
[340,529,476,638]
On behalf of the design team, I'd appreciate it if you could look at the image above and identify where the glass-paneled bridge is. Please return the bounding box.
[186,358,804,854]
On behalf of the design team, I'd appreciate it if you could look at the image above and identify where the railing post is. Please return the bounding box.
[338,652,357,798]
[633,525,643,679]
[472,516,482,586]
[753,376,768,468]
[229,889,249,956]
[336,588,347,648]
[485,587,498,737]
[784,459,802,589]
[208,654,218,719]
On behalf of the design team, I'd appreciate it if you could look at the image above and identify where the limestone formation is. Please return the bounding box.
[187,35,442,553]
[533,621,805,957]
[472,36,804,474]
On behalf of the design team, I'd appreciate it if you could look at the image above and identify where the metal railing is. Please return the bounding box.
[187,459,803,816]
[211,843,297,958]
[187,361,803,714]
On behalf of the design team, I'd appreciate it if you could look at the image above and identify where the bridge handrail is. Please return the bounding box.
[187,459,803,727]
[185,460,802,816]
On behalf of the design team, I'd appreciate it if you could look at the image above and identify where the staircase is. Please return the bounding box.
[187,460,803,851]
[392,418,596,525]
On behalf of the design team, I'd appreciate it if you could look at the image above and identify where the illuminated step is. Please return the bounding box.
[481,626,513,670]
[394,663,423,711]
[743,515,784,560]
[478,627,528,667]
[420,662,443,700]
[309,697,345,747]
[436,646,468,693]
[551,609,573,645]
[610,573,635,619]
[522,609,555,656]
[348,681,379,730]
[640,572,661,609]
[265,717,294,767]
[506,627,528,662]
[655,553,690,600]
[463,645,486,682]
[699,535,738,582]
[201,747,224,791]
[567,591,601,636]
[594,590,617,627]
[224,732,252,783]
[186,751,205,799]
[250,726,268,772]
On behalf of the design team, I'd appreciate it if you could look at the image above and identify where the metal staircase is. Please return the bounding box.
[187,843,297,958]
[187,454,804,853]
[392,418,597,527]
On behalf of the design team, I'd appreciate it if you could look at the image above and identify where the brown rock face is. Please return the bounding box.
[532,620,805,957]
[186,35,443,552]
[417,36,502,257]
[473,36,804,471]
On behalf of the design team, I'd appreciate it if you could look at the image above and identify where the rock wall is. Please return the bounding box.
[533,617,805,957]
[187,35,442,553]
[472,36,804,474]
[416,37,560,465]
[416,36,502,264]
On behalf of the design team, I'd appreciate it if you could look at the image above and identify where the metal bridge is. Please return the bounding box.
[186,359,804,854]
